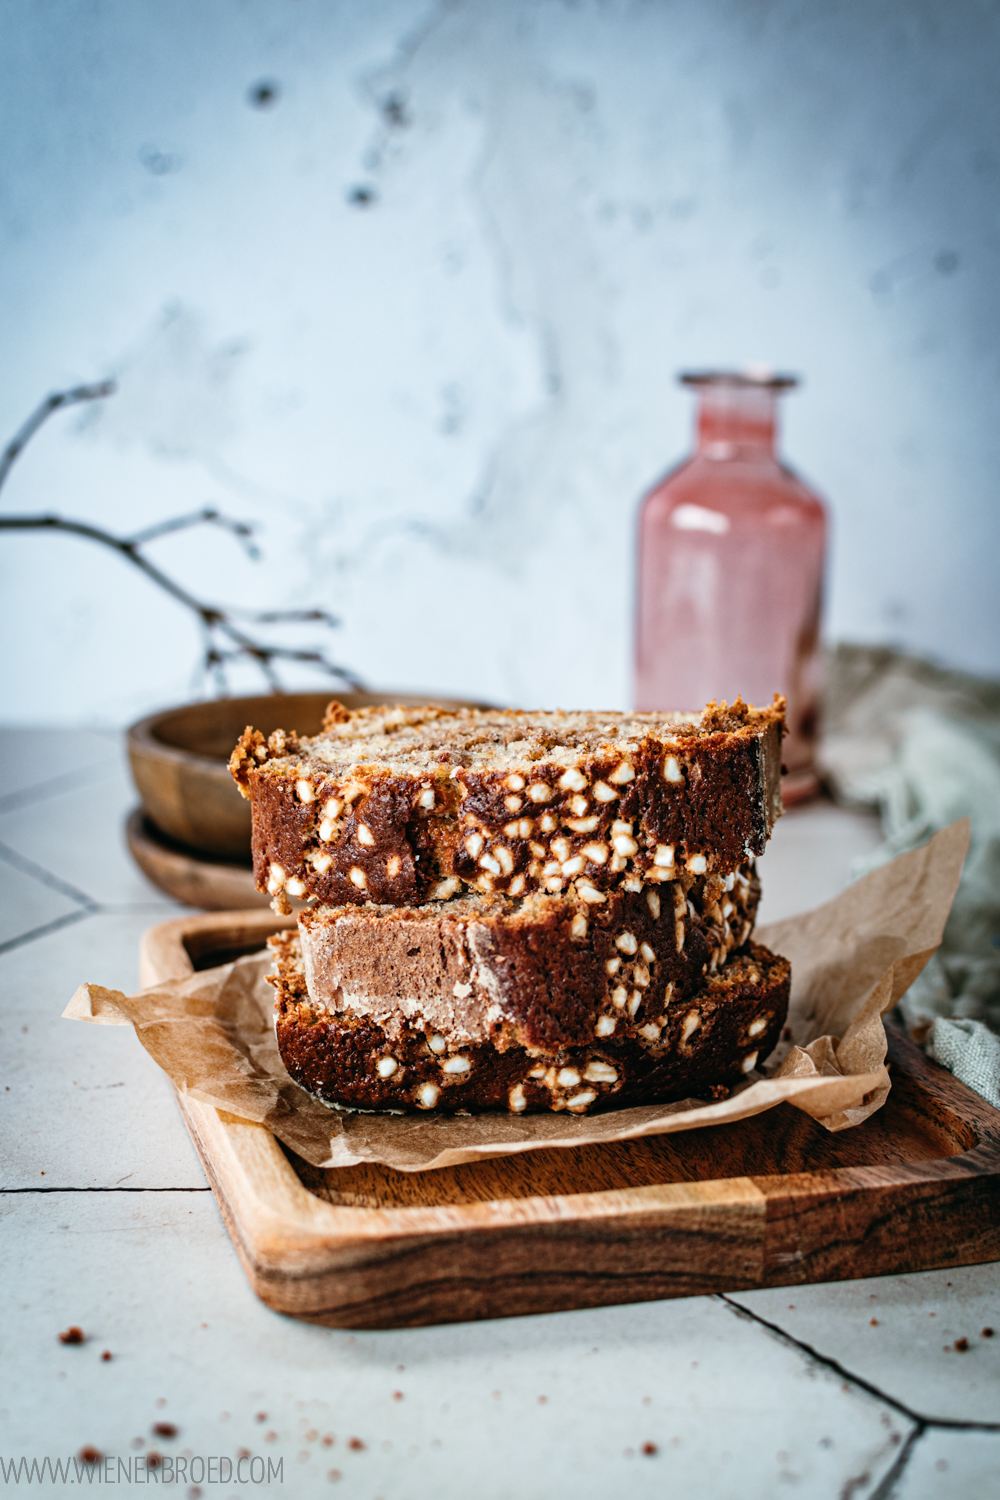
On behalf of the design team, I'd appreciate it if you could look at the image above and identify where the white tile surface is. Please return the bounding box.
[0,1195,911,1500]
[0,727,118,806]
[0,749,179,909]
[0,730,997,1498]
[0,852,86,950]
[894,1428,1000,1498]
[0,913,206,1189]
[893,1422,1000,1494]
[729,1267,1000,1425]
[756,798,885,927]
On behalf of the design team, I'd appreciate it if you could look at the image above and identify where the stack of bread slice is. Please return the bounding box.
[230,698,790,1116]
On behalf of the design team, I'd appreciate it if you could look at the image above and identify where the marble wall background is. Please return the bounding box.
[1,0,998,725]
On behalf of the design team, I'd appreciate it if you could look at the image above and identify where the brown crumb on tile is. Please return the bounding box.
[392,1391,403,1401]
[265,1431,277,1442]
[237,1448,250,1460]
[983,1328,995,1338]
[537,1396,547,1405]
[188,1487,202,1499]
[255,1412,268,1422]
[153,1422,178,1438]
[78,1447,102,1465]
[347,1437,365,1451]
[870,1319,879,1326]
[100,1350,112,1362]
[321,1435,334,1447]
[147,1452,162,1469]
[59,1327,85,1344]
[327,1470,341,1483]
[305,1429,318,1441]
[954,1337,970,1352]
[642,1442,658,1456]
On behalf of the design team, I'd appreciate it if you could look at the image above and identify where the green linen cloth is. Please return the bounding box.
[821,644,1000,1106]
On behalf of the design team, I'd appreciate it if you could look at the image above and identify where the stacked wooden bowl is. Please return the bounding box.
[126,691,486,909]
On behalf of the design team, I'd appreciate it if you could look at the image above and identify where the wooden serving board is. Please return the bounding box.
[141,910,1000,1330]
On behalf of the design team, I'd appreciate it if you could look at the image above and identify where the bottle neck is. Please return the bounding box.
[694,384,778,459]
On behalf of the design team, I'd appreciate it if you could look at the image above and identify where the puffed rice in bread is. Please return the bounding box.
[231,697,784,913]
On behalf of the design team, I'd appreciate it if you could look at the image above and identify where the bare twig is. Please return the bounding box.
[0,382,361,694]
[227,606,339,625]
[126,507,261,560]
[0,382,115,497]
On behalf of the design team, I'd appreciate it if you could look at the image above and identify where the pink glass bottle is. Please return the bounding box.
[635,371,827,804]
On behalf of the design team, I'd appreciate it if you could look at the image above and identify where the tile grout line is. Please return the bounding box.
[0,758,121,817]
[0,838,101,909]
[718,1294,1000,1434]
[1,1187,211,1194]
[0,908,95,957]
[867,1425,927,1500]
[97,903,188,915]
[0,895,183,956]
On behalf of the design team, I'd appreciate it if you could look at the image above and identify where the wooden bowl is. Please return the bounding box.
[126,809,270,910]
[127,689,491,862]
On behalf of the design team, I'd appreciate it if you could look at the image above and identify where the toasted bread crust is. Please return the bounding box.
[270,933,789,1115]
[231,699,784,909]
[294,865,759,1052]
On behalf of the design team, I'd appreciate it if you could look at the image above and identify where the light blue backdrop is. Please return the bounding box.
[1,0,997,722]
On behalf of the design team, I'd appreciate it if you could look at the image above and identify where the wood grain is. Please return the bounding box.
[140,909,1000,1329]
[127,690,492,861]
[127,810,268,911]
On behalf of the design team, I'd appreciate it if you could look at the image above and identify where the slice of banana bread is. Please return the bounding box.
[269,926,789,1115]
[294,863,759,1054]
[231,697,784,912]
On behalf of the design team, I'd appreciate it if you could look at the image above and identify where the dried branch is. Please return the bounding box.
[0,381,116,497]
[0,382,362,694]
[126,507,260,559]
